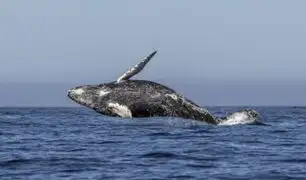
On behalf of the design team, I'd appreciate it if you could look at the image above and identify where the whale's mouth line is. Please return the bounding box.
[67,90,85,106]
[67,90,74,101]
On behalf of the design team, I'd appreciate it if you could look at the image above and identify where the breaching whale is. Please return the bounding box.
[67,51,261,125]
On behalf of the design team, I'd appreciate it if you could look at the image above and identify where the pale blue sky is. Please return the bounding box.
[0,0,305,106]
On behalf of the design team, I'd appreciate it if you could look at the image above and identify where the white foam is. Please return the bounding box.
[219,112,257,126]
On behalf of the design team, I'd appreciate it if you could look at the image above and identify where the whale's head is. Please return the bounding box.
[67,83,113,110]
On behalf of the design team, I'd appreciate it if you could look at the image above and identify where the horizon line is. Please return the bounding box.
[1,105,305,108]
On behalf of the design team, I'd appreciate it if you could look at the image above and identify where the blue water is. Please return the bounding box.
[1,107,305,180]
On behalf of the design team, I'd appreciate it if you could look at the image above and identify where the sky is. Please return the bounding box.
[0,0,306,106]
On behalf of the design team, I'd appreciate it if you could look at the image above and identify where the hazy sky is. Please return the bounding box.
[0,1,306,106]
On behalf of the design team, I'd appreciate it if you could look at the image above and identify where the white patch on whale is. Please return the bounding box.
[165,93,178,101]
[99,90,110,97]
[71,88,84,95]
[108,102,132,118]
[151,92,161,98]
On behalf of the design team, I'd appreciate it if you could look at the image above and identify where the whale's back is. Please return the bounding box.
[105,80,176,93]
[94,80,216,124]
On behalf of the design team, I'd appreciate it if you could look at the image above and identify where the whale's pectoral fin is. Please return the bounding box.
[107,102,133,118]
[116,50,157,83]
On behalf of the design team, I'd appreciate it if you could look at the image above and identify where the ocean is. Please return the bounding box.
[0,107,305,180]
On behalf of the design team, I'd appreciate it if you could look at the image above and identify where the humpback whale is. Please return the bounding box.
[67,51,261,125]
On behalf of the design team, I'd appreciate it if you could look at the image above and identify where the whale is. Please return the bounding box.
[67,51,261,125]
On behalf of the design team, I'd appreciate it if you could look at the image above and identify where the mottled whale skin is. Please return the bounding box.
[68,80,219,123]
[67,51,261,125]
[68,80,260,125]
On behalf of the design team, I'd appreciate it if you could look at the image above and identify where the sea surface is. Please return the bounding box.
[0,107,305,180]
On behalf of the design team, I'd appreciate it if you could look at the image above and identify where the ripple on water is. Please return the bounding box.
[1,107,306,179]
[140,151,180,159]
